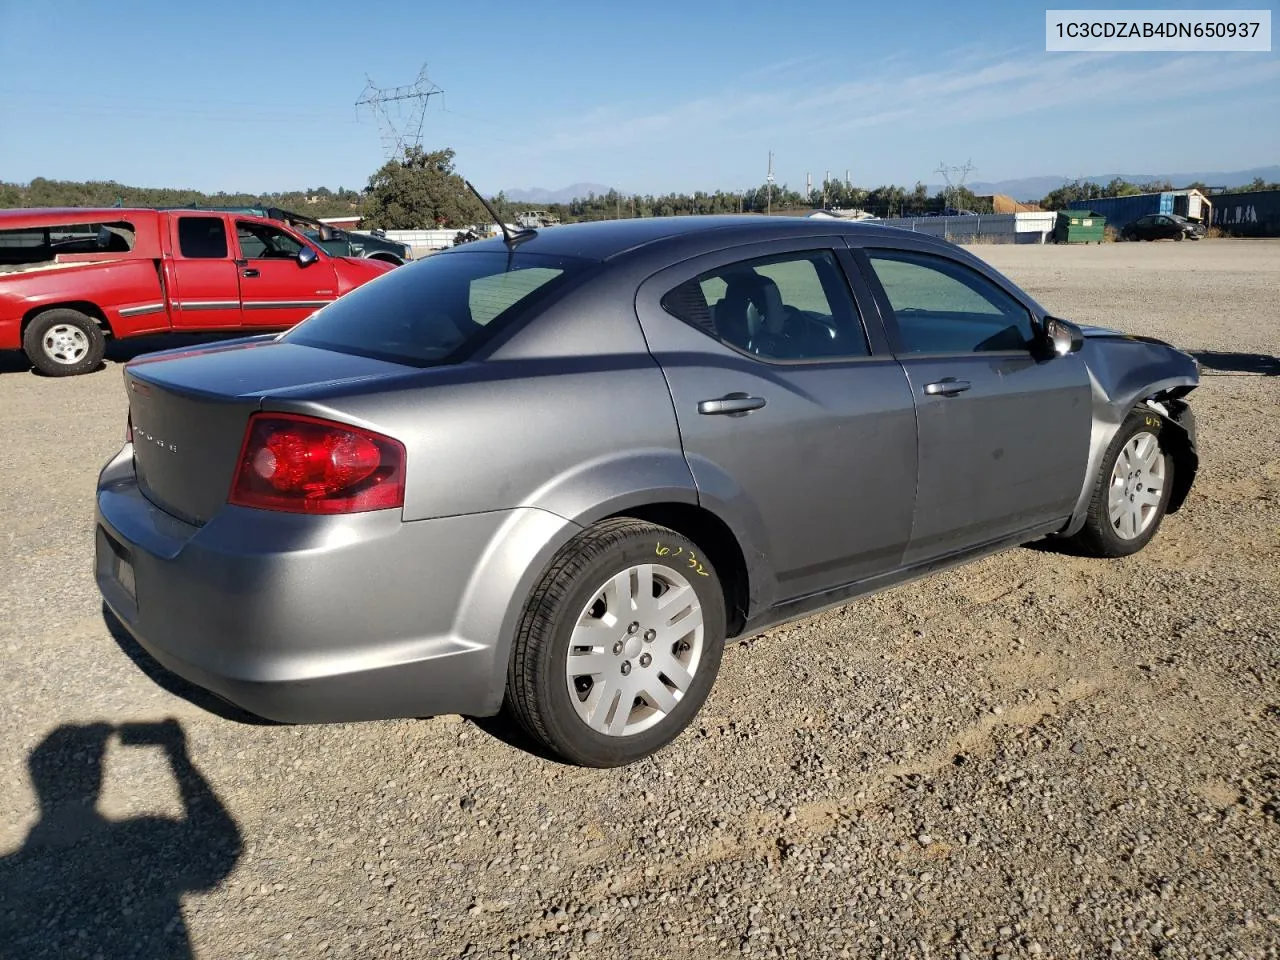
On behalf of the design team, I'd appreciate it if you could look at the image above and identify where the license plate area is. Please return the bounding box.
[98,526,136,602]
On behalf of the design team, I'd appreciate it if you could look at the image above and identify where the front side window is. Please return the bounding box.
[865,250,1034,354]
[284,250,585,366]
[661,250,868,361]
[177,217,228,259]
[236,221,306,259]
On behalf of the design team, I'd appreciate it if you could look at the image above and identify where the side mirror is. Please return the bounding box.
[296,245,319,267]
[1043,315,1084,357]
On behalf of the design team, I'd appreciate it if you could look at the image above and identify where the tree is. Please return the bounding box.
[362,146,488,230]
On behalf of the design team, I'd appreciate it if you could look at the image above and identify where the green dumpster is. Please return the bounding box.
[1054,210,1106,244]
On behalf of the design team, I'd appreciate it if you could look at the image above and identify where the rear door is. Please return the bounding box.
[854,244,1091,564]
[636,239,918,606]
[166,215,243,328]
[232,219,338,327]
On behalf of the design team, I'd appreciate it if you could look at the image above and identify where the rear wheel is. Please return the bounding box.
[506,519,726,767]
[1069,411,1175,557]
[23,308,106,376]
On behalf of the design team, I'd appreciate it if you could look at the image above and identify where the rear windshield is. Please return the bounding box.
[283,250,590,365]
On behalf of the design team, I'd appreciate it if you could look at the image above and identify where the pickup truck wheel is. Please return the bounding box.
[24,309,106,377]
[506,519,726,767]
[1070,411,1175,558]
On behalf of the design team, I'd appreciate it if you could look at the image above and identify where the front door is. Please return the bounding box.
[857,246,1092,565]
[167,215,243,329]
[232,220,337,327]
[636,241,919,606]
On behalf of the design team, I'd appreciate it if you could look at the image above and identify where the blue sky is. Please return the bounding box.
[0,0,1276,195]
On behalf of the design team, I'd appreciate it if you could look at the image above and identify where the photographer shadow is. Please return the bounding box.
[0,720,241,959]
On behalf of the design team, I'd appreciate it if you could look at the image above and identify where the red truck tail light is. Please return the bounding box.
[229,413,405,515]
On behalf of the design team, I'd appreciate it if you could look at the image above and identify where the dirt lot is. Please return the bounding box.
[1,239,1277,959]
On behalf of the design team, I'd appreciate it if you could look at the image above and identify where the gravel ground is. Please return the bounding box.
[1,239,1277,959]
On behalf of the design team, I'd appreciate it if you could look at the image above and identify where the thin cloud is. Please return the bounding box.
[516,47,1279,172]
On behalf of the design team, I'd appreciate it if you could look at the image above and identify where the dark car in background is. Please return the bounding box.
[96,216,1199,767]
[1122,213,1206,242]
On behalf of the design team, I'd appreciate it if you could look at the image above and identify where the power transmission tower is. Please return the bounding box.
[356,64,444,159]
[934,159,976,212]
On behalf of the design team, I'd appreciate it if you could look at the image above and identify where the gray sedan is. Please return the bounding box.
[96,217,1199,766]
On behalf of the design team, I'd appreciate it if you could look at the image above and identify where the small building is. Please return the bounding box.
[319,215,363,231]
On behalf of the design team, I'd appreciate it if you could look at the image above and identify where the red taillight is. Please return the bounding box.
[229,413,405,515]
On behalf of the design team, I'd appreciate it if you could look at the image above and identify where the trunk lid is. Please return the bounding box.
[126,339,413,524]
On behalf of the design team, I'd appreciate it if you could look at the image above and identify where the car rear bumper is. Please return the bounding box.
[95,446,575,723]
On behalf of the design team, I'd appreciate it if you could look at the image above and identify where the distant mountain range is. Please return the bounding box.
[936,165,1280,202]
[503,183,616,204]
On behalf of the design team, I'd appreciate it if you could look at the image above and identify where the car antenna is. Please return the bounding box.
[465,180,535,247]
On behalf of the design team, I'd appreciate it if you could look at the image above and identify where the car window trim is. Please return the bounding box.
[642,238,891,366]
[847,245,1038,358]
[288,249,602,368]
[233,218,317,262]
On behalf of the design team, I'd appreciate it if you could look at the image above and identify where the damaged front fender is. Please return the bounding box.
[1060,333,1200,537]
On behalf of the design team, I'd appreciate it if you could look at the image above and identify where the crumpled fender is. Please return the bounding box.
[1061,333,1200,536]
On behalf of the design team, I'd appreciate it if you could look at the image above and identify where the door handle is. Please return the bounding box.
[241,268,260,278]
[923,378,971,397]
[698,393,767,416]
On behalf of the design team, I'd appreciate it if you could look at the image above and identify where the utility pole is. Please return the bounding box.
[766,151,775,217]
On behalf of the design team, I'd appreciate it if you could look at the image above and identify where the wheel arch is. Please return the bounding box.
[459,492,757,717]
[23,301,113,338]
[1061,340,1199,537]
[601,502,751,638]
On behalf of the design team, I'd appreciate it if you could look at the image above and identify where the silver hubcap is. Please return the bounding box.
[1108,431,1166,540]
[565,563,704,737]
[42,324,90,364]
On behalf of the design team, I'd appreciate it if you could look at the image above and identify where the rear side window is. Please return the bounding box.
[178,217,229,259]
[284,250,587,365]
[661,250,868,361]
[0,220,135,266]
[865,250,1034,354]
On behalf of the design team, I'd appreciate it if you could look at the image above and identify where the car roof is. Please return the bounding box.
[443,215,921,263]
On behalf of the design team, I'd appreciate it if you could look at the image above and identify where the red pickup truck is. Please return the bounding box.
[0,208,394,376]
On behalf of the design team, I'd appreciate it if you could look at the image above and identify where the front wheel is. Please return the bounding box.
[1069,411,1175,557]
[505,519,726,767]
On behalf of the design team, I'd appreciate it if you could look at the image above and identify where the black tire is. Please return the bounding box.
[1174,232,1184,241]
[506,518,726,767]
[23,308,106,376]
[1069,411,1176,558]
